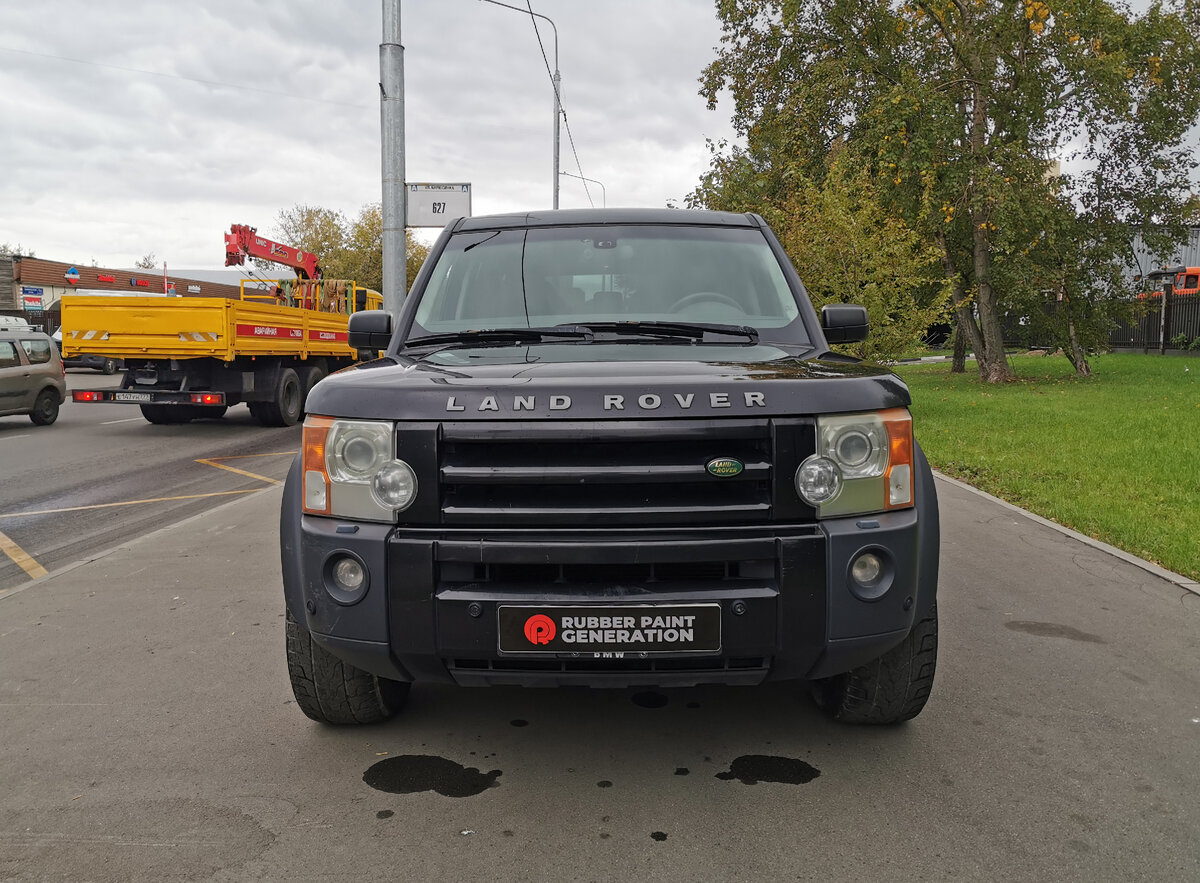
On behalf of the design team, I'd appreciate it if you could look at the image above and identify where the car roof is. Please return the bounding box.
[453,207,762,232]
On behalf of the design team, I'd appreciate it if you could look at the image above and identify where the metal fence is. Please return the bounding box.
[1109,294,1200,350]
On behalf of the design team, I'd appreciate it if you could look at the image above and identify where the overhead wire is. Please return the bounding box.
[523,2,594,208]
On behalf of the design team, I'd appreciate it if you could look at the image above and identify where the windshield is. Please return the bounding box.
[411,225,806,343]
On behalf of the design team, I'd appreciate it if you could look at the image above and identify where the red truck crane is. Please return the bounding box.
[224,224,322,280]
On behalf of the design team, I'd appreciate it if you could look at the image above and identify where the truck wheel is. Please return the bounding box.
[29,390,60,425]
[258,368,303,427]
[285,610,409,725]
[100,358,118,375]
[299,363,327,412]
[811,604,938,725]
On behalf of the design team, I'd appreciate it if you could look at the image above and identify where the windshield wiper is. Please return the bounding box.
[572,321,759,343]
[402,326,594,350]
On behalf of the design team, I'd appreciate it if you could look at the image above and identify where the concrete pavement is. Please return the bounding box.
[1,478,1197,881]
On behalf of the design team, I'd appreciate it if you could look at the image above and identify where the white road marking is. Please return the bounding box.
[100,417,145,425]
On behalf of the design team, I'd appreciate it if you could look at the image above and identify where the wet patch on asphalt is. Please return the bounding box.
[1005,621,1106,643]
[715,755,821,785]
[363,755,502,797]
[631,691,668,708]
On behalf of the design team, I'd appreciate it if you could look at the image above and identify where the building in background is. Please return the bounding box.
[0,256,267,332]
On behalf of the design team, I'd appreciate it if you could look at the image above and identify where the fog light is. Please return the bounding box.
[332,556,365,592]
[324,552,370,605]
[848,549,892,602]
[852,552,883,586]
[372,459,417,511]
[795,455,842,506]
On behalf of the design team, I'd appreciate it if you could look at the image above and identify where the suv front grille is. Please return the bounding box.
[439,419,773,526]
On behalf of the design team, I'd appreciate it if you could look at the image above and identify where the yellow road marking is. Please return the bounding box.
[0,531,49,579]
[194,457,284,485]
[0,451,296,521]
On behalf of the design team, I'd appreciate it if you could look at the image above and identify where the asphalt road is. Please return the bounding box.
[0,467,1197,879]
[0,370,300,592]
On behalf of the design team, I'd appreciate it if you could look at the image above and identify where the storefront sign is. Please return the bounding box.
[97,274,116,283]
[129,278,151,288]
[187,284,201,293]
[64,267,80,285]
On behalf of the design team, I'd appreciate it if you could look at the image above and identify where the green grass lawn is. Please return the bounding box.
[893,353,1200,581]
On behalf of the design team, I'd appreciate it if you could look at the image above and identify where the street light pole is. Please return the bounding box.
[552,67,560,209]
[560,171,605,208]
[380,0,406,315]
[480,0,560,209]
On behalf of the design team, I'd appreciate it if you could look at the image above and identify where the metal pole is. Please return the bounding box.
[380,0,406,316]
[552,69,560,209]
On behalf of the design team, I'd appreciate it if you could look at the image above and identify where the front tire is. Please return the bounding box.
[29,390,60,425]
[812,604,938,724]
[285,610,409,725]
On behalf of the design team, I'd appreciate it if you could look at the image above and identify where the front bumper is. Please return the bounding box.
[281,472,934,688]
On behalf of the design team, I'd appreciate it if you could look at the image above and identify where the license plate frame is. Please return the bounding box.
[497,604,722,655]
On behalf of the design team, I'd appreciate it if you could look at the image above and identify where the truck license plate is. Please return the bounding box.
[113,392,151,402]
[498,604,721,654]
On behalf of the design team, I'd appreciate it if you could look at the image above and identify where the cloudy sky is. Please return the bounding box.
[0,0,737,270]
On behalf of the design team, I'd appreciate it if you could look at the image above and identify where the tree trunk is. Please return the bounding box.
[1063,294,1093,378]
[952,320,968,373]
[968,82,1014,384]
[937,232,982,374]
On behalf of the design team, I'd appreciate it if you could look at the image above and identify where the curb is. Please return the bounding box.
[933,472,1200,597]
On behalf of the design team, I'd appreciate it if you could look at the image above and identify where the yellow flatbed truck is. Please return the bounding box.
[62,282,381,426]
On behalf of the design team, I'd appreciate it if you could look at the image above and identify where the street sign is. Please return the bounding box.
[20,286,43,310]
[406,183,471,227]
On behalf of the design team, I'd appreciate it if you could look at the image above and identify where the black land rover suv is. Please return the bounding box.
[280,209,939,725]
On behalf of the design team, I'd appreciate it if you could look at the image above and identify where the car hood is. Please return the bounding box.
[306,342,910,420]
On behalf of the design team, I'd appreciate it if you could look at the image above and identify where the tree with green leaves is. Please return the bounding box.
[272,203,429,294]
[693,0,1200,380]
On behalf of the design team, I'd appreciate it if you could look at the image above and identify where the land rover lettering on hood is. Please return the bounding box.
[279,208,940,727]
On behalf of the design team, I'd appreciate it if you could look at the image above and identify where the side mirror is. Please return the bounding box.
[821,304,870,344]
[347,310,393,349]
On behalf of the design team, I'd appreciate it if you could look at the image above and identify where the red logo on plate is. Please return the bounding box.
[523,614,556,645]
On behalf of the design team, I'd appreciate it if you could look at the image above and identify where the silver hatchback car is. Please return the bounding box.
[0,327,67,425]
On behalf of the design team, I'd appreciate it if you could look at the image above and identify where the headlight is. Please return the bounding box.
[303,416,414,521]
[799,409,914,518]
[372,460,417,511]
[795,455,842,506]
[328,421,391,482]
